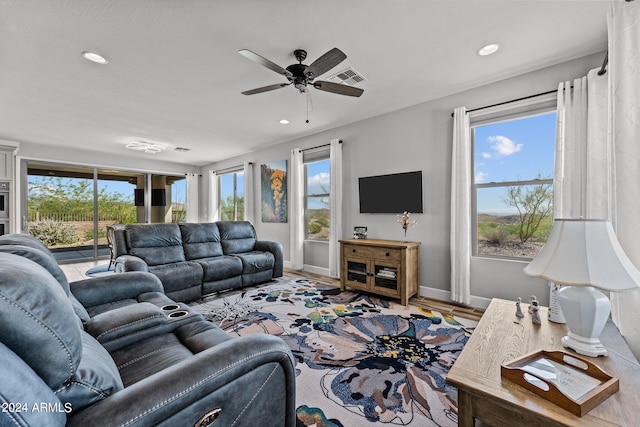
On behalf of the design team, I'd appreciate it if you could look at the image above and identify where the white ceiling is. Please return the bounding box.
[0,0,608,166]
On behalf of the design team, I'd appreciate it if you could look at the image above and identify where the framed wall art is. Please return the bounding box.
[261,160,288,223]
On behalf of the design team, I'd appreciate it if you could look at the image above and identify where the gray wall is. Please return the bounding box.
[203,52,603,308]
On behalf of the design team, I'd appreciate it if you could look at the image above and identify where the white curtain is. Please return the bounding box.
[290,148,304,270]
[608,0,640,354]
[185,172,199,222]
[329,139,342,277]
[207,170,218,222]
[243,162,254,224]
[450,107,471,305]
[554,69,610,221]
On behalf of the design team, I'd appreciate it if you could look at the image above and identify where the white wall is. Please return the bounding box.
[202,52,603,308]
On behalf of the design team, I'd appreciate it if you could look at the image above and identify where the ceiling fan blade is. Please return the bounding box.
[304,48,347,78]
[312,81,364,97]
[241,83,290,95]
[239,49,293,78]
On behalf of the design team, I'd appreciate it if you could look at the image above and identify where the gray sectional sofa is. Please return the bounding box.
[114,221,284,302]
[0,234,296,426]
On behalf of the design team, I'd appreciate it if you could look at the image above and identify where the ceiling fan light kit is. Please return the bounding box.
[239,47,364,98]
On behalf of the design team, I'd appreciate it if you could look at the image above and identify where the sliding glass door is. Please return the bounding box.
[24,161,185,263]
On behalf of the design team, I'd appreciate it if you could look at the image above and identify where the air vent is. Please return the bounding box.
[325,67,367,86]
[173,147,191,152]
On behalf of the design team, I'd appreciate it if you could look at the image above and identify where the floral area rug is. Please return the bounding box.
[189,277,477,427]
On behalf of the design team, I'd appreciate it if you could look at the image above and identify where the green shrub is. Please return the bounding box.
[482,226,509,245]
[29,219,79,246]
[308,222,322,234]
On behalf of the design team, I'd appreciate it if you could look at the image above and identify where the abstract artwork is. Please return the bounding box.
[261,160,287,223]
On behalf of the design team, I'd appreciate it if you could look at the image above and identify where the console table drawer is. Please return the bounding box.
[342,244,401,262]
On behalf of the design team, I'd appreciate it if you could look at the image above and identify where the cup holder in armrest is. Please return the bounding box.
[161,304,181,311]
[168,310,190,319]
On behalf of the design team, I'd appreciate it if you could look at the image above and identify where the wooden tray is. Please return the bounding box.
[501,350,619,417]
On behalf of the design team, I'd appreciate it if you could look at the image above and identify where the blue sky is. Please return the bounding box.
[474,111,556,214]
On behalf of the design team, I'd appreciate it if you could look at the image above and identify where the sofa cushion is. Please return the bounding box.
[218,221,257,254]
[180,223,224,260]
[0,253,83,390]
[125,223,186,266]
[55,332,124,413]
[0,342,67,427]
[233,251,275,274]
[111,321,232,387]
[148,261,203,293]
[0,254,124,413]
[0,243,70,295]
[196,255,243,282]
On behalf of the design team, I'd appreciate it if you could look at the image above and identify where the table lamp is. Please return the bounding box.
[523,219,640,357]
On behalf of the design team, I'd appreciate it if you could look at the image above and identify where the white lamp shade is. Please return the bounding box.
[523,219,640,291]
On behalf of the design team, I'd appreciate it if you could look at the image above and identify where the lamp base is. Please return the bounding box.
[561,332,608,357]
[557,286,611,358]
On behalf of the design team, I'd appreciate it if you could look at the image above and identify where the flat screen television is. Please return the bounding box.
[359,171,423,213]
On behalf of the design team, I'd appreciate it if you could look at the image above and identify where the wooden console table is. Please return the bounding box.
[446,298,640,426]
[339,238,420,305]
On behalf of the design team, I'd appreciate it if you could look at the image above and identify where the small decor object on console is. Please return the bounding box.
[397,211,417,241]
[516,297,524,318]
[353,226,368,240]
[531,300,542,325]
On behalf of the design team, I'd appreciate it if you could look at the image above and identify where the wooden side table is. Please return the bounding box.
[446,298,640,426]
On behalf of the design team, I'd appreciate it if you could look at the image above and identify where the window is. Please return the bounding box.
[219,170,244,221]
[472,110,556,259]
[305,159,330,240]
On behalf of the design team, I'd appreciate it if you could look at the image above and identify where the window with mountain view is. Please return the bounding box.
[305,159,330,240]
[472,110,556,259]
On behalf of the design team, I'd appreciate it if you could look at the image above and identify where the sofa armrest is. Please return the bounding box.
[84,302,167,343]
[70,271,163,308]
[115,254,149,273]
[66,334,296,427]
[255,240,284,277]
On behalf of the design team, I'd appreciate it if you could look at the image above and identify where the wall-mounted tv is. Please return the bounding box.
[359,171,423,214]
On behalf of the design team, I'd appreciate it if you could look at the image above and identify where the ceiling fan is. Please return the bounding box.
[239,48,364,98]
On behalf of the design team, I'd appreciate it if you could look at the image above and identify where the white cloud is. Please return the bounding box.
[488,135,522,156]
[482,152,491,159]
[308,172,330,187]
[475,171,489,183]
[307,172,330,193]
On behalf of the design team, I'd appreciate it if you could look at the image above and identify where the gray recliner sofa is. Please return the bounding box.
[114,221,283,302]
[0,239,296,426]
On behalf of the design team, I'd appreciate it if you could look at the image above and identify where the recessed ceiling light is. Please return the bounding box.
[82,51,108,64]
[477,43,500,56]
[279,119,290,124]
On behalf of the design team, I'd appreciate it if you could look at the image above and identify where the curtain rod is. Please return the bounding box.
[301,140,342,152]
[598,51,608,76]
[450,89,557,117]
[451,47,610,118]
[213,163,251,174]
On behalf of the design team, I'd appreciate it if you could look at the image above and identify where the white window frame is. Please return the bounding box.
[470,93,556,260]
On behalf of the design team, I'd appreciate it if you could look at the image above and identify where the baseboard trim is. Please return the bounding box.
[303,264,331,277]
[418,285,492,310]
